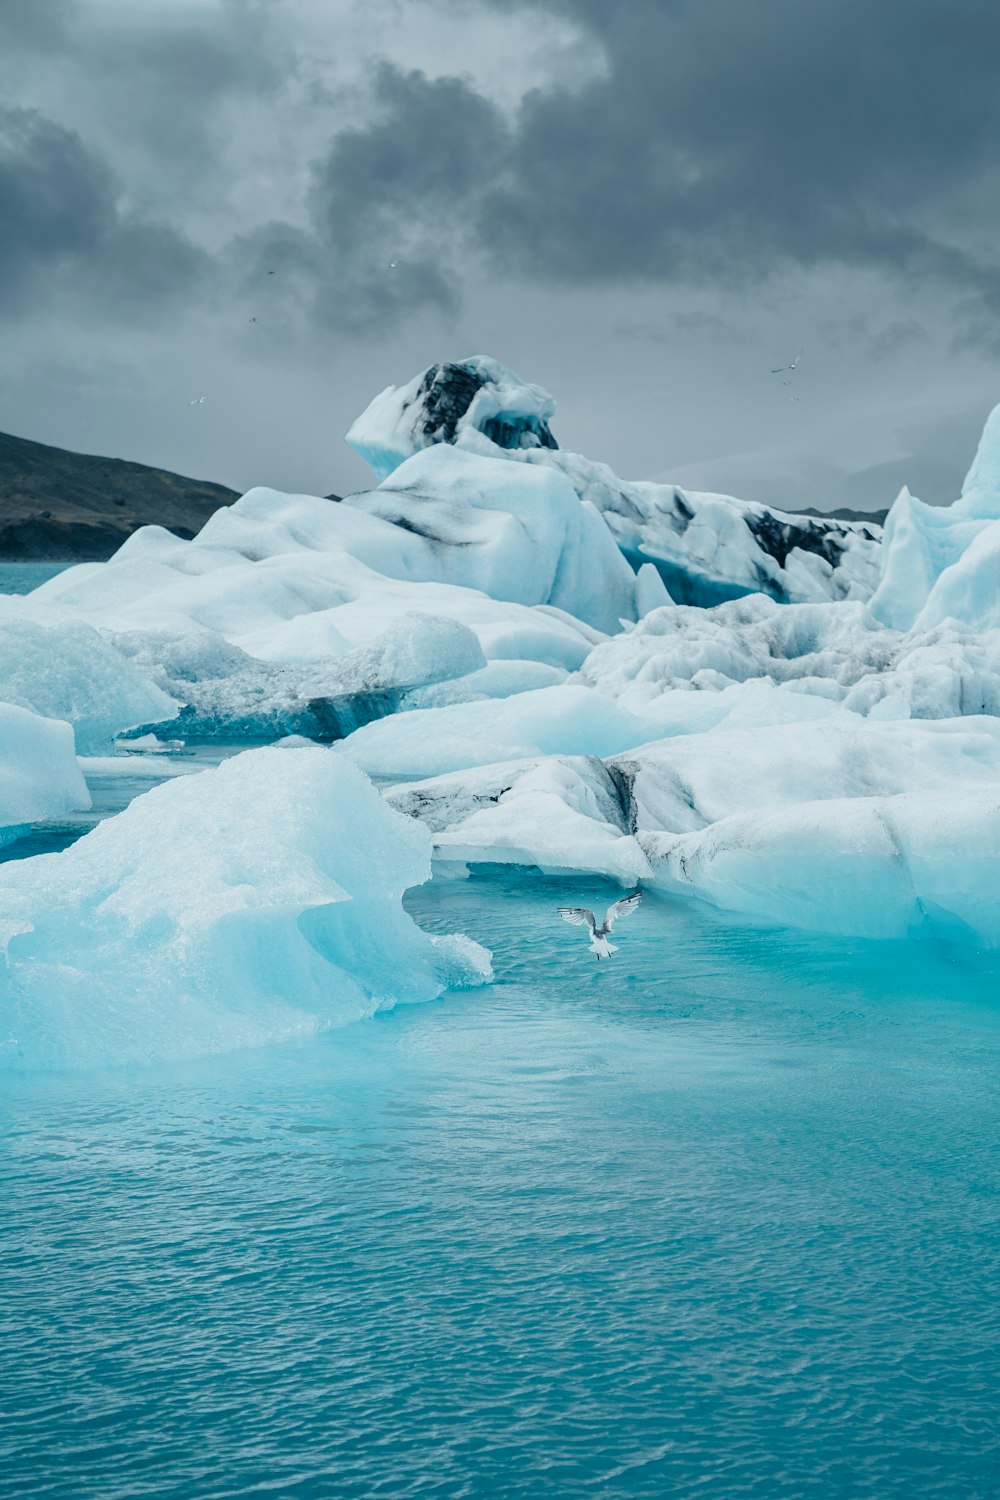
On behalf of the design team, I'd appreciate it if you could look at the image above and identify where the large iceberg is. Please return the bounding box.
[33,453,652,739]
[12,355,1000,957]
[347,357,883,607]
[346,357,558,482]
[0,747,491,1069]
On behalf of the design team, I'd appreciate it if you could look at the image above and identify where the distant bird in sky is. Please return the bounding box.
[249,316,258,323]
[189,396,206,405]
[267,269,275,275]
[771,351,802,374]
[387,260,398,269]
[557,891,643,960]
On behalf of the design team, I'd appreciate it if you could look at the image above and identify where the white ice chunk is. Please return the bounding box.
[578,594,1000,724]
[0,602,177,752]
[0,748,491,1070]
[0,702,90,839]
[346,356,559,481]
[343,445,665,633]
[643,792,1000,946]
[388,756,649,883]
[111,614,487,741]
[34,485,610,698]
[338,684,662,780]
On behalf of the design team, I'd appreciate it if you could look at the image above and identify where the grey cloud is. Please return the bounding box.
[0,0,76,51]
[0,106,209,318]
[414,0,995,338]
[232,0,1000,340]
[229,63,507,334]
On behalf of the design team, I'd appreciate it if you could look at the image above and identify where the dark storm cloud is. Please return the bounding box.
[6,0,1000,347]
[0,106,209,318]
[477,1,1000,303]
[232,63,507,334]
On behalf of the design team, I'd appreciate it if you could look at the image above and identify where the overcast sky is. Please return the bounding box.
[2,0,1000,512]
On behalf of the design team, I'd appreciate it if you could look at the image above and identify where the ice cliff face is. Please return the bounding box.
[347,356,883,607]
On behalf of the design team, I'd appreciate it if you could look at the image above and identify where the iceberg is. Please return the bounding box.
[112,614,486,742]
[0,747,491,1070]
[346,356,558,481]
[641,792,1000,947]
[0,702,90,843]
[341,444,667,633]
[578,594,1000,723]
[347,356,883,607]
[32,459,637,738]
[0,602,177,751]
[387,716,1000,945]
[387,756,649,883]
[336,684,665,781]
[871,407,1000,632]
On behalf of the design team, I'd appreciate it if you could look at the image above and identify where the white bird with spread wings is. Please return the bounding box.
[557,891,643,960]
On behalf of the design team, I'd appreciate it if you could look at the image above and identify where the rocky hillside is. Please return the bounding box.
[0,429,240,559]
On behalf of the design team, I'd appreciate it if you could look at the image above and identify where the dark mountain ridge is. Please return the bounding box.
[0,429,241,559]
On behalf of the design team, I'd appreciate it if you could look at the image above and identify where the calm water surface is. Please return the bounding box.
[2,853,998,1498]
[0,561,73,595]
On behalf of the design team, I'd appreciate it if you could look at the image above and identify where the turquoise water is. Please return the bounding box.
[0,561,73,594]
[2,853,998,1498]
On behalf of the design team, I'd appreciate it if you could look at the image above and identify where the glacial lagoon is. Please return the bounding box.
[2,802,997,1497]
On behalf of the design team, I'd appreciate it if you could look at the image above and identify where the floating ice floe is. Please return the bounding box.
[0,702,90,845]
[348,356,883,606]
[0,748,491,1069]
[387,716,1000,945]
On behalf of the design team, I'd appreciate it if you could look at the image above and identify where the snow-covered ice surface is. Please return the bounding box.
[0,748,490,1070]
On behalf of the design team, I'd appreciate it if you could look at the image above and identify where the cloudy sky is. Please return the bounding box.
[2,0,999,512]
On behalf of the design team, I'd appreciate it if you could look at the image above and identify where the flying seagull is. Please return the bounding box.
[770,351,802,374]
[189,396,206,405]
[557,891,643,960]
